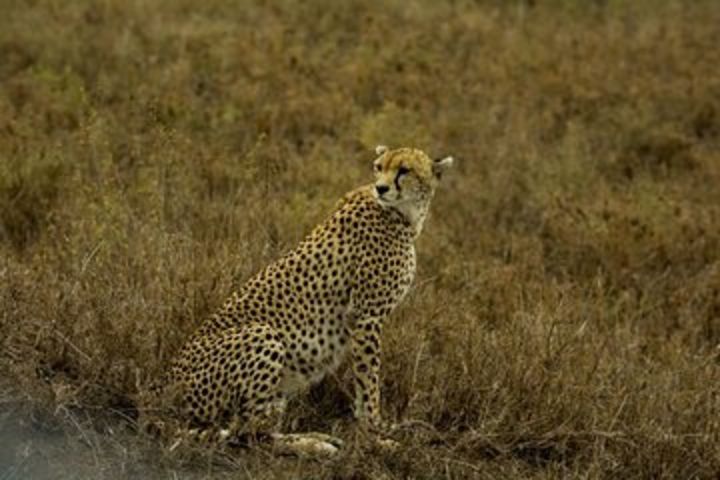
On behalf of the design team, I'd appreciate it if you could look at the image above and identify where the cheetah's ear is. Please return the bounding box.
[375,145,389,156]
[432,156,454,179]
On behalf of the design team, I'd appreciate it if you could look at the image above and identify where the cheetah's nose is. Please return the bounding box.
[375,185,390,196]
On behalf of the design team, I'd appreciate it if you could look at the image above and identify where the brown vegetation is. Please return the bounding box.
[1,0,719,478]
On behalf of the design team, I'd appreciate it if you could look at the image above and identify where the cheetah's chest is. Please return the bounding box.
[278,244,416,395]
[367,241,417,312]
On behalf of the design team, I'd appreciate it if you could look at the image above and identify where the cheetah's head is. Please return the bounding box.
[372,145,453,213]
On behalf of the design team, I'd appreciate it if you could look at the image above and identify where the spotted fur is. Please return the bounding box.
[147,146,453,451]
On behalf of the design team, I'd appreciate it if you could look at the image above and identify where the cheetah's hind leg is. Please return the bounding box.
[176,322,343,457]
[171,323,287,449]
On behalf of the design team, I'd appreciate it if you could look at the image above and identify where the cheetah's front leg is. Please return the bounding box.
[351,317,386,430]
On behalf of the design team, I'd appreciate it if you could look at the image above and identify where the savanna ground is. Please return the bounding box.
[1,0,719,478]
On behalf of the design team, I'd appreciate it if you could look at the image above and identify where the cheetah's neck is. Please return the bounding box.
[391,198,431,238]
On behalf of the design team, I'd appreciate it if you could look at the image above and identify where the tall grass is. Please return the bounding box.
[1,0,719,478]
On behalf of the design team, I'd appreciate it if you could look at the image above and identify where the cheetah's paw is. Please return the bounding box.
[271,432,343,458]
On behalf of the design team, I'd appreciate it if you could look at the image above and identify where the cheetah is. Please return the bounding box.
[145,145,453,456]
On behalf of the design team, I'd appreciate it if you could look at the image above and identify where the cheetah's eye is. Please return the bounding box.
[397,166,410,176]
[374,164,382,172]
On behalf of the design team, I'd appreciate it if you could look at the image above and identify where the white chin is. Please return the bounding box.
[377,196,399,207]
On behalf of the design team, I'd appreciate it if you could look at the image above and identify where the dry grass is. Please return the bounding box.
[1,0,720,478]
